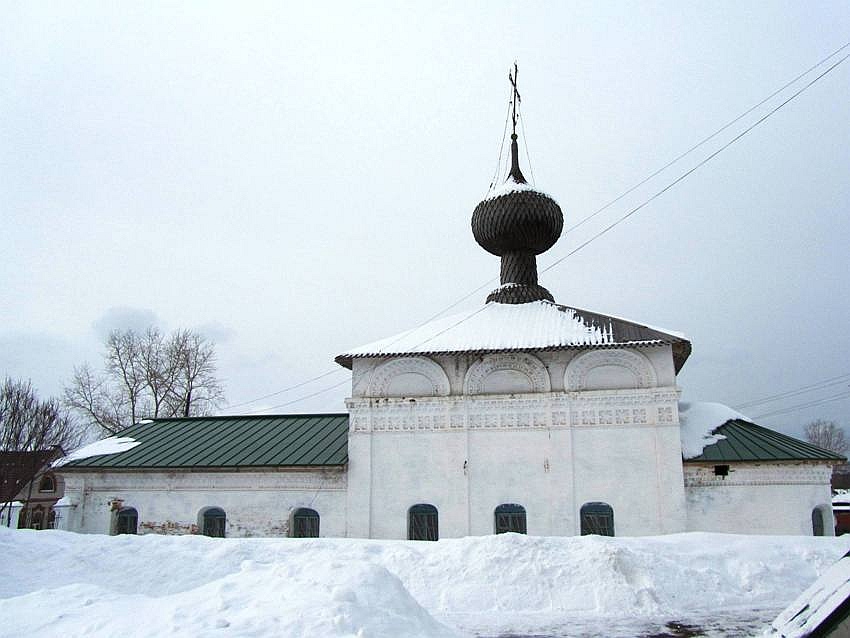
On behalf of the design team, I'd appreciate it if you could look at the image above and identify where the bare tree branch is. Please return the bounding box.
[64,327,225,435]
[804,419,848,455]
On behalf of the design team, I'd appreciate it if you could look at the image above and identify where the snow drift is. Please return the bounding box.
[0,529,846,637]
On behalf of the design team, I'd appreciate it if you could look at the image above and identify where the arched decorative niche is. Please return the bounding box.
[367,357,450,398]
[564,349,657,391]
[464,352,551,395]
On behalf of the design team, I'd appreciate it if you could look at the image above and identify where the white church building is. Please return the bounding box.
[55,89,842,540]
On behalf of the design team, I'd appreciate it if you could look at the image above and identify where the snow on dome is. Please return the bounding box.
[52,436,141,467]
[485,177,547,199]
[679,401,752,459]
[342,300,617,359]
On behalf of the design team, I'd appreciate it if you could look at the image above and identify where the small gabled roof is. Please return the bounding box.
[336,300,691,372]
[58,414,349,470]
[686,419,845,463]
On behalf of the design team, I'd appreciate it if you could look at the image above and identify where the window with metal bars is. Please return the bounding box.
[408,504,438,541]
[580,502,614,536]
[292,508,320,538]
[116,507,138,535]
[202,507,226,538]
[494,503,527,534]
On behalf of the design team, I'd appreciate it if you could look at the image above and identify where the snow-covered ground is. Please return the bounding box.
[0,528,846,638]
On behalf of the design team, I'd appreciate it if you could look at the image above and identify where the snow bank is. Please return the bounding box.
[52,436,141,467]
[679,401,751,458]
[0,529,846,637]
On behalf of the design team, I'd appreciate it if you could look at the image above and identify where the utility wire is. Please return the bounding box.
[541,53,849,275]
[224,44,849,413]
[556,40,850,238]
[223,367,346,411]
[753,391,850,420]
[734,373,850,410]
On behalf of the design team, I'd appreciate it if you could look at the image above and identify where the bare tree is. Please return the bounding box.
[804,419,848,455]
[1,378,84,522]
[65,327,224,435]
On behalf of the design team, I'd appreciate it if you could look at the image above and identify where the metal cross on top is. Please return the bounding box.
[509,62,521,136]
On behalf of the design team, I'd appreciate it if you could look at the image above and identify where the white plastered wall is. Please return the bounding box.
[346,345,687,538]
[60,468,347,537]
[684,462,835,535]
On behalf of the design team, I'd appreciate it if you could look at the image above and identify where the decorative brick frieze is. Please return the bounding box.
[347,387,680,433]
[684,463,832,487]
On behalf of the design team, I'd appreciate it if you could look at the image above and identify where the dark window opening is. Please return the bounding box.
[580,502,615,537]
[116,507,138,535]
[408,504,438,541]
[495,503,527,534]
[292,508,320,538]
[38,475,55,492]
[714,465,730,477]
[813,507,826,536]
[202,507,226,538]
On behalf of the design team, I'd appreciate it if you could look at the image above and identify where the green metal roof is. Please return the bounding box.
[60,414,349,470]
[686,419,845,463]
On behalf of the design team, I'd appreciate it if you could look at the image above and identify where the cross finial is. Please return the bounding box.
[507,61,526,184]
[509,61,521,137]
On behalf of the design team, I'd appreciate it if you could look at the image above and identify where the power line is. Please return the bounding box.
[556,41,850,239]
[223,44,849,413]
[752,391,850,420]
[734,373,850,410]
[540,52,848,275]
[222,367,347,412]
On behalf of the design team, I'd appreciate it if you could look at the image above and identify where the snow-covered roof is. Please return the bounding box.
[679,402,741,459]
[53,437,141,467]
[336,300,690,370]
[680,401,845,463]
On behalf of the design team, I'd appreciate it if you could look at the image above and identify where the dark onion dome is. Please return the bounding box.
[472,133,563,304]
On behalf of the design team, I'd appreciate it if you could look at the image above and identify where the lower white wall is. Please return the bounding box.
[61,468,347,537]
[347,388,688,539]
[684,462,834,536]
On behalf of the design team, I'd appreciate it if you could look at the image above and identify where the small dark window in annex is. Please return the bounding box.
[202,507,226,538]
[38,474,55,492]
[495,503,527,534]
[292,508,320,538]
[580,502,615,537]
[408,504,438,541]
[116,507,138,535]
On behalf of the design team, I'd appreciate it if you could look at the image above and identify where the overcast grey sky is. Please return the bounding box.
[2,2,848,438]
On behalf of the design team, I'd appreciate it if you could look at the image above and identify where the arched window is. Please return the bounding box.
[812,505,832,536]
[495,504,527,534]
[813,508,824,536]
[408,504,438,541]
[291,508,320,538]
[38,474,55,492]
[580,502,615,536]
[116,507,138,535]
[202,507,226,538]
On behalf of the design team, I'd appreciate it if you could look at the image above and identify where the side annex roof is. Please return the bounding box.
[686,419,845,463]
[58,414,349,470]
